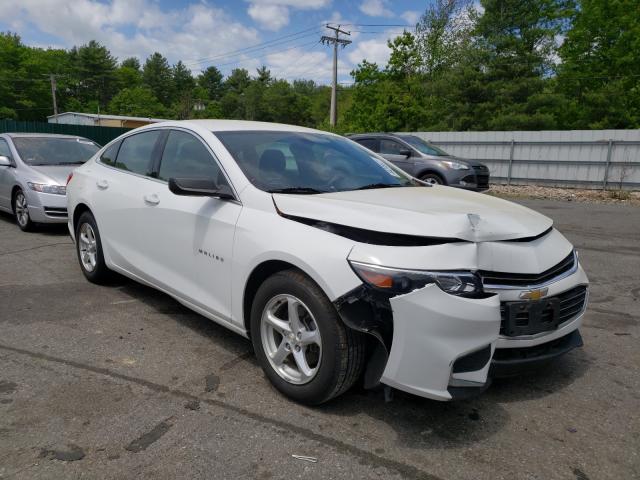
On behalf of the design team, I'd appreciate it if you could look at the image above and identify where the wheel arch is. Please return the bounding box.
[10,185,23,212]
[72,203,93,233]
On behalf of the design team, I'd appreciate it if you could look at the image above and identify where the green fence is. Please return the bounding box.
[0,120,131,146]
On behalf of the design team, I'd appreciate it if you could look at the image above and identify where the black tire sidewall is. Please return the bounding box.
[75,212,109,283]
[250,271,347,405]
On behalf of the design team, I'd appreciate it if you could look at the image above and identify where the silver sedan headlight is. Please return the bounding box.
[27,182,66,195]
[441,160,470,170]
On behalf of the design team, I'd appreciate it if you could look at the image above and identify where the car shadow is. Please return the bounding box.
[0,210,70,236]
[96,271,590,451]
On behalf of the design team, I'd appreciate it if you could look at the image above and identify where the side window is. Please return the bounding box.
[379,139,406,155]
[115,131,161,175]
[100,140,121,167]
[0,139,12,158]
[158,130,227,185]
[356,138,379,152]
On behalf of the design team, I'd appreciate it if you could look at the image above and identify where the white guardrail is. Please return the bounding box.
[410,130,640,190]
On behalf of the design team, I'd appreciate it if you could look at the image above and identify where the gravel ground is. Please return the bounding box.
[0,199,639,480]
[489,184,640,206]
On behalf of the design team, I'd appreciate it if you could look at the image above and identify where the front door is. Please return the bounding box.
[379,138,414,174]
[136,129,241,322]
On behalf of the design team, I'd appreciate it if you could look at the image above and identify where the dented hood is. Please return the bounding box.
[273,186,552,242]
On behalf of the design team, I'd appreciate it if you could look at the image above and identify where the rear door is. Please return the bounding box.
[378,138,414,173]
[91,130,165,277]
[135,128,241,322]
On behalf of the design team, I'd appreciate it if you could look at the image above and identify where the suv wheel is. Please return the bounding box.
[251,270,365,405]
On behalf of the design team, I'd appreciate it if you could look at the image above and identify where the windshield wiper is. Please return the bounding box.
[267,187,327,194]
[354,183,404,190]
[56,161,85,165]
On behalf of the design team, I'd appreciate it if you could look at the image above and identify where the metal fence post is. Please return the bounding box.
[602,139,614,190]
[506,139,515,185]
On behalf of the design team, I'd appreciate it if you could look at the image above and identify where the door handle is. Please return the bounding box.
[143,193,160,206]
[96,179,109,190]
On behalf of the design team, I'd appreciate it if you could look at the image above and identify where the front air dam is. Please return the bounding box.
[381,284,501,401]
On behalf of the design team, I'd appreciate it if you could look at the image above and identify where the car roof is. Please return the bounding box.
[135,119,329,134]
[347,133,406,139]
[3,132,92,140]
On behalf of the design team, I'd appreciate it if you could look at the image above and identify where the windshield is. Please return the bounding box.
[13,137,100,166]
[214,131,416,193]
[399,135,449,156]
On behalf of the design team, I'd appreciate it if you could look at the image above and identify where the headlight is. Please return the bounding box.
[441,160,469,170]
[27,182,66,195]
[349,261,483,297]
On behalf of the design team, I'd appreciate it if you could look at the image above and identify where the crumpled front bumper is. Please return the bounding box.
[380,285,501,401]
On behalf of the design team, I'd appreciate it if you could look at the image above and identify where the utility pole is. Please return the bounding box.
[321,24,351,127]
[48,74,58,122]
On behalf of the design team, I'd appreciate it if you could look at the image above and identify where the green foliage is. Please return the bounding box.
[108,87,166,117]
[142,52,173,106]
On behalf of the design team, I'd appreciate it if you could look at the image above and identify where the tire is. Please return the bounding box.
[419,172,445,186]
[251,270,365,405]
[13,189,35,232]
[75,211,111,284]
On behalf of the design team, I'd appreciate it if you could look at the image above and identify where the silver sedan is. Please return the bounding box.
[0,133,100,231]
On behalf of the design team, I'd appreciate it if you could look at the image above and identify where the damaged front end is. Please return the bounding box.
[334,269,501,401]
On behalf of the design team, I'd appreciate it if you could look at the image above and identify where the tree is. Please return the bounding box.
[69,40,117,110]
[197,66,224,101]
[142,52,173,106]
[108,87,166,117]
[256,65,272,84]
[557,0,640,128]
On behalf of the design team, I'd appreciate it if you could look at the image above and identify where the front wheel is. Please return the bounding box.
[75,211,111,283]
[419,172,445,185]
[13,189,35,232]
[251,270,365,405]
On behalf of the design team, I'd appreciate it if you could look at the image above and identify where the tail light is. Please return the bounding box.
[66,173,73,185]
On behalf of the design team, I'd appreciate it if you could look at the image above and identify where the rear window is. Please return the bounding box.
[13,137,100,166]
[113,131,161,176]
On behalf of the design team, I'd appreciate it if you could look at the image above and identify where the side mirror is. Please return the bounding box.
[398,148,412,158]
[168,177,235,200]
[0,155,11,167]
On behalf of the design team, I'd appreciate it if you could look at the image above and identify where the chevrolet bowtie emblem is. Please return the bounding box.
[519,288,549,300]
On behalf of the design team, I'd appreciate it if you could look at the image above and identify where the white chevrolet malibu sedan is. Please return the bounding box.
[66,120,589,404]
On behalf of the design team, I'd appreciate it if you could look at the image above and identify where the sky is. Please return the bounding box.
[0,0,428,84]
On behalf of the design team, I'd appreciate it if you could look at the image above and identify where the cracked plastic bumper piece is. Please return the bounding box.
[381,284,501,401]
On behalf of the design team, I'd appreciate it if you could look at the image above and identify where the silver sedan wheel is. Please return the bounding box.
[78,223,98,272]
[260,294,322,385]
[15,192,29,227]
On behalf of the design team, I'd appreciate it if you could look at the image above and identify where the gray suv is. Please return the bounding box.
[348,133,490,191]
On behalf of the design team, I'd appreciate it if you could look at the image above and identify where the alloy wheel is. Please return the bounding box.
[260,294,322,385]
[15,192,29,227]
[78,223,98,272]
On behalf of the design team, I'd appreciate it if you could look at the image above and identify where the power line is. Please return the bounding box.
[185,27,322,67]
[207,39,322,71]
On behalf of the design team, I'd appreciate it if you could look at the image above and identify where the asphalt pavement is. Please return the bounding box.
[0,198,638,480]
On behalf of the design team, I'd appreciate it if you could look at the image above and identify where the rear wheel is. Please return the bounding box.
[75,211,111,283]
[251,270,365,405]
[13,189,35,232]
[419,172,445,186]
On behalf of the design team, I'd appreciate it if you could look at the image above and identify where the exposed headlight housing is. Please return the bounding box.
[349,261,483,297]
[441,160,470,170]
[27,182,66,195]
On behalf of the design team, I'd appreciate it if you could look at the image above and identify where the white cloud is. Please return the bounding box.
[400,10,420,26]
[2,0,260,73]
[348,29,404,67]
[359,0,394,18]
[248,4,290,31]
[245,0,330,31]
